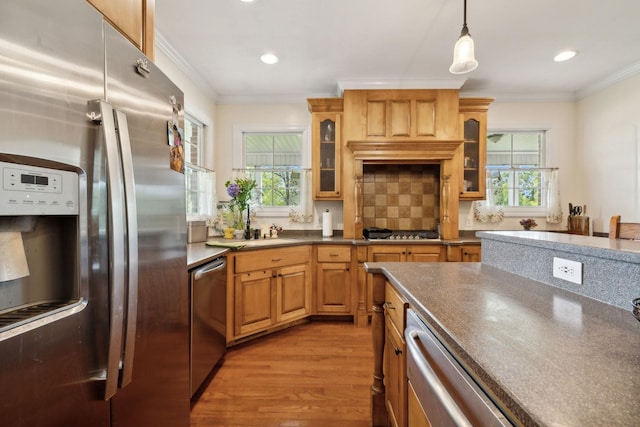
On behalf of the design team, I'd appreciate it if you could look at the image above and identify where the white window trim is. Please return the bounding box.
[185,113,216,221]
[232,123,311,217]
[487,127,552,217]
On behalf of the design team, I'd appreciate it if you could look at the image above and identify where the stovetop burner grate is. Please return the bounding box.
[364,228,439,240]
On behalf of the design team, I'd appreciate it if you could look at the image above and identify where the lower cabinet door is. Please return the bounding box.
[462,245,482,262]
[276,263,311,323]
[385,319,406,427]
[317,262,352,313]
[406,246,445,262]
[234,270,275,336]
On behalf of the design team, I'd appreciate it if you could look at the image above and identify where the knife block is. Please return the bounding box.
[567,215,590,236]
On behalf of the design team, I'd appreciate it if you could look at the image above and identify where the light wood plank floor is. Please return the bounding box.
[191,320,373,427]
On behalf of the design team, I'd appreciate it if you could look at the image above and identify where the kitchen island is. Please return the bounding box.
[366,231,640,426]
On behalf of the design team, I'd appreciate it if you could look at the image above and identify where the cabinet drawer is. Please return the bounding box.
[385,281,407,331]
[317,245,351,263]
[234,246,310,273]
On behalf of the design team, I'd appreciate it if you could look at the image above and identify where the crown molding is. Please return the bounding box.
[155,31,218,100]
[337,78,466,94]
[216,93,337,105]
[462,90,578,103]
[577,60,640,100]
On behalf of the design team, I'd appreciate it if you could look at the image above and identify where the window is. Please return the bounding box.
[184,114,214,218]
[233,124,310,216]
[486,131,547,213]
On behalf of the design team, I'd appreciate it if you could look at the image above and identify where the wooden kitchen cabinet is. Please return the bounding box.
[458,98,493,200]
[315,245,353,314]
[276,263,311,323]
[87,0,155,58]
[446,244,482,262]
[355,89,460,141]
[231,246,311,339]
[461,245,482,262]
[234,269,274,336]
[368,244,445,263]
[384,282,408,427]
[308,98,343,200]
[365,245,444,320]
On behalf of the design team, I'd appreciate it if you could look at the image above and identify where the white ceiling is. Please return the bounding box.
[155,0,640,103]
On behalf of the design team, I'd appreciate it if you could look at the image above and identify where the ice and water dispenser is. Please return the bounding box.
[0,158,84,338]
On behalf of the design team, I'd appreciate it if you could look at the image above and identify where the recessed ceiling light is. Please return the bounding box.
[554,50,577,62]
[240,0,256,3]
[260,53,279,65]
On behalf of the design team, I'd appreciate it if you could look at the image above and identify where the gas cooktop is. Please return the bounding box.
[363,227,439,240]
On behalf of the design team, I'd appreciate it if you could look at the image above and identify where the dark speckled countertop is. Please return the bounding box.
[187,231,480,269]
[365,262,640,426]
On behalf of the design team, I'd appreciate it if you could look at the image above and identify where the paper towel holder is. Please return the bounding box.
[322,209,333,238]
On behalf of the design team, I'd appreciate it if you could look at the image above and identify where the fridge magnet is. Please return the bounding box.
[167,121,183,146]
[167,121,185,174]
[170,144,184,174]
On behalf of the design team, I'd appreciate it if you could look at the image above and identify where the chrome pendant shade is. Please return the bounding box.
[449,0,478,74]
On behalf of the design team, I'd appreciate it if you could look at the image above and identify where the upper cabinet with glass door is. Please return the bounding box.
[459,98,493,200]
[308,98,343,200]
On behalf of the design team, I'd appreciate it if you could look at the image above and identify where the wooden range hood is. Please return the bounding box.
[341,89,464,240]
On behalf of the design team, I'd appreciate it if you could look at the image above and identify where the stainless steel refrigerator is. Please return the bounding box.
[0,0,189,425]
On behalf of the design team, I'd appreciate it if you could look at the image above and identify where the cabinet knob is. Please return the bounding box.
[272,258,282,262]
[383,302,395,311]
[394,346,402,356]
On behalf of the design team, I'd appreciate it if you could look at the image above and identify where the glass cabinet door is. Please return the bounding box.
[312,112,342,199]
[459,98,492,200]
[463,118,480,193]
[320,118,336,191]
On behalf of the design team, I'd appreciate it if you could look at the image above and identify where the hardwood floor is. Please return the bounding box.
[191,320,373,427]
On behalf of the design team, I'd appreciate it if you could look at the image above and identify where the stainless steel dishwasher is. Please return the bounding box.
[190,256,227,397]
[405,309,513,426]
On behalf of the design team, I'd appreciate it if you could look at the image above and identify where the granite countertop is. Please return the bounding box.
[187,234,356,269]
[365,261,640,427]
[187,231,481,269]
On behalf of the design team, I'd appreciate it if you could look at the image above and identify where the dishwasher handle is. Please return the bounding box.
[193,257,226,280]
[406,327,473,427]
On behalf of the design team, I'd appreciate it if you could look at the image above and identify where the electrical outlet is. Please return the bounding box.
[553,257,583,285]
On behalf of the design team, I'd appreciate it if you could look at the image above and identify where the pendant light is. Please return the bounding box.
[449,0,478,74]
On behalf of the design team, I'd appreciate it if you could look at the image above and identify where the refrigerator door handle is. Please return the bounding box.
[89,99,126,400]
[113,109,139,389]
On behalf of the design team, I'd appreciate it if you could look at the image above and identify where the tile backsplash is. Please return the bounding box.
[362,164,440,230]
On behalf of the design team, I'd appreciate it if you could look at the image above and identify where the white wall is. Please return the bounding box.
[215,103,344,231]
[577,74,640,232]
[459,100,577,232]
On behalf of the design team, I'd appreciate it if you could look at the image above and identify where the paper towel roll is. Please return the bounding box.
[0,232,30,282]
[322,209,333,237]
